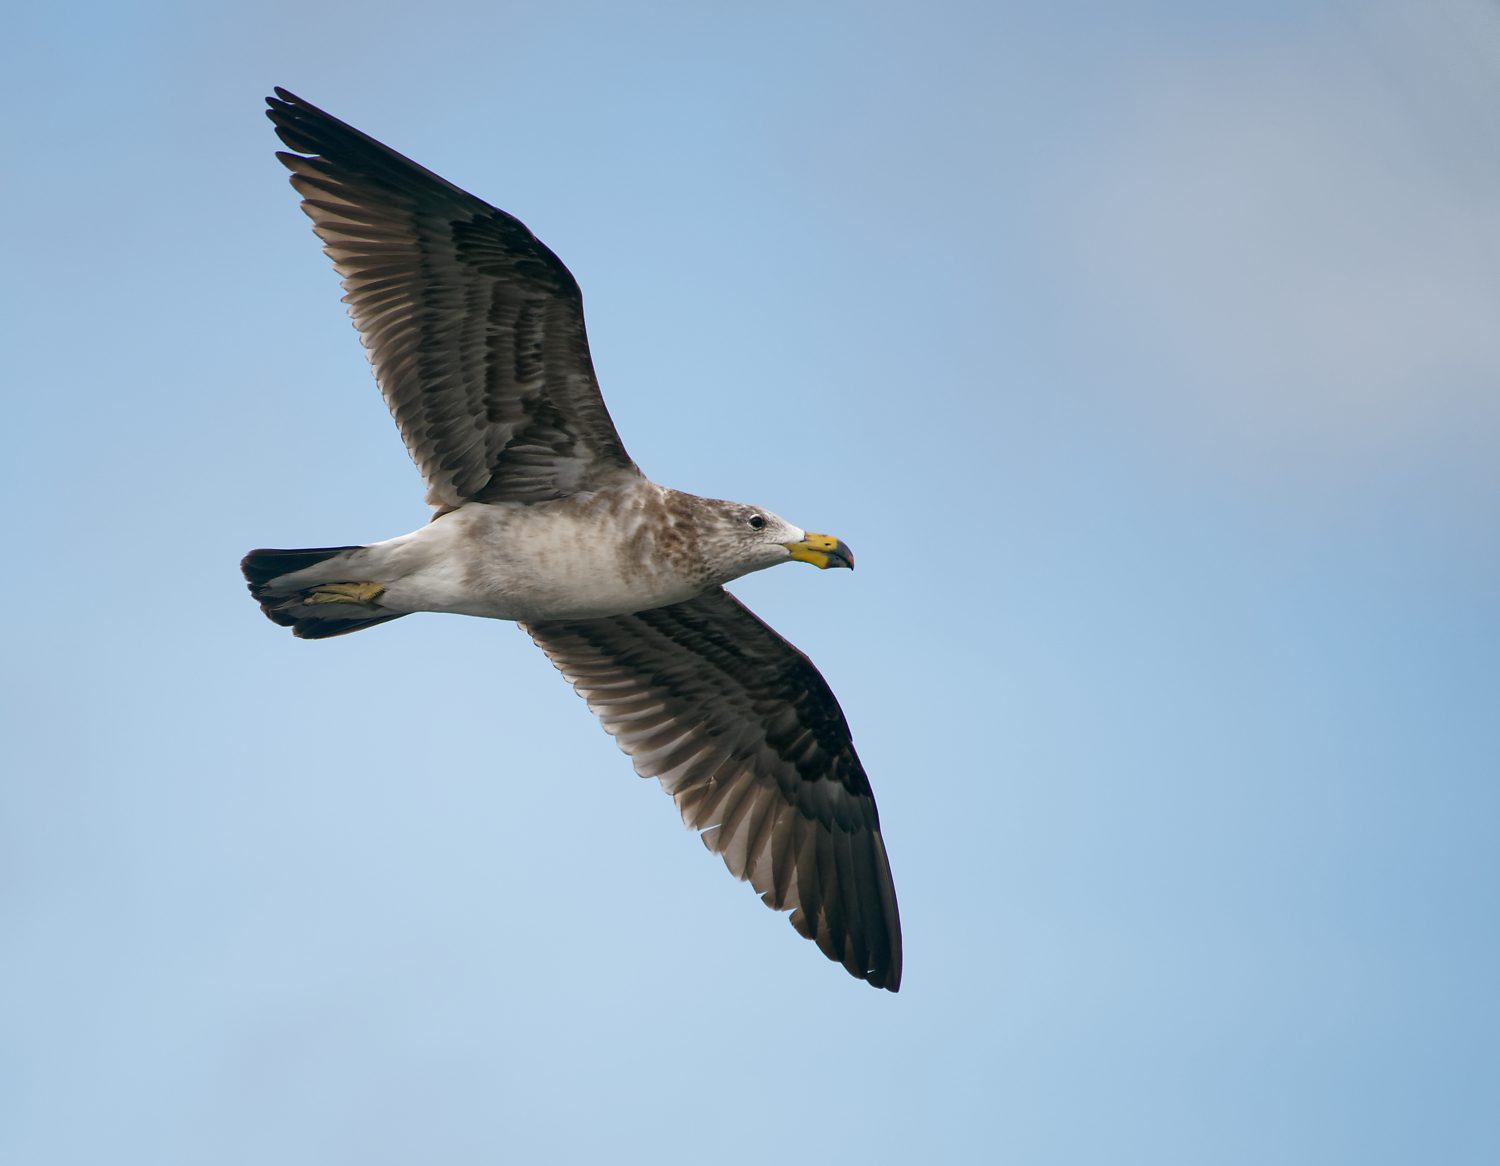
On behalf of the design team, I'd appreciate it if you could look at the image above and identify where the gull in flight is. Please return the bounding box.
[242,89,902,990]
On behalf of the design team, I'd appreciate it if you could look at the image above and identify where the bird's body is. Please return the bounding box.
[260,482,818,624]
[243,89,901,990]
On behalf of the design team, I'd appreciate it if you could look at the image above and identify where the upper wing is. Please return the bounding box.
[266,88,639,508]
[525,589,902,991]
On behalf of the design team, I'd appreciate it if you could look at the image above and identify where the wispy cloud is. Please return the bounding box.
[1044,3,1500,491]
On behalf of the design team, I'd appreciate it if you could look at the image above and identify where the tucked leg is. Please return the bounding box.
[302,581,386,605]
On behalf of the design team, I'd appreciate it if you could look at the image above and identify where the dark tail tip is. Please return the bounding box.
[240,545,404,639]
[241,545,364,590]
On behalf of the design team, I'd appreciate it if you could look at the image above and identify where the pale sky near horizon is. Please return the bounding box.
[4,2,1498,1163]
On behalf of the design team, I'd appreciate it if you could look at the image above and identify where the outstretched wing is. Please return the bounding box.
[267,88,639,508]
[525,589,902,990]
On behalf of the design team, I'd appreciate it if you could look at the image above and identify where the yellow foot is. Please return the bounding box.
[303,581,385,606]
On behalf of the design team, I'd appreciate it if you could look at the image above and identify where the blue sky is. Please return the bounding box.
[4,1,1498,1162]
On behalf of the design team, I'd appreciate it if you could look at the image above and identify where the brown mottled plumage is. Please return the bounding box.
[241,89,901,991]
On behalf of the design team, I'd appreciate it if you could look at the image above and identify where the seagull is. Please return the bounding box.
[242,88,902,990]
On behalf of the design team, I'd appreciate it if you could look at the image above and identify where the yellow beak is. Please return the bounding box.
[783,532,854,570]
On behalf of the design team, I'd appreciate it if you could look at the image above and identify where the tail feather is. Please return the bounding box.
[241,545,406,640]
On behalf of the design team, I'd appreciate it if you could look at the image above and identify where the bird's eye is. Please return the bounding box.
[747,514,766,530]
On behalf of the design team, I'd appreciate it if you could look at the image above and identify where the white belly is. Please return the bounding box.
[366,500,703,623]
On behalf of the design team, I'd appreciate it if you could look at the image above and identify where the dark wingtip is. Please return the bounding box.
[268,86,305,111]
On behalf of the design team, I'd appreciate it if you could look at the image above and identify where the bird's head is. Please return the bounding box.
[692,498,854,585]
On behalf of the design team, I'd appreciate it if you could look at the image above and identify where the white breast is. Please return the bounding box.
[367,493,703,623]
